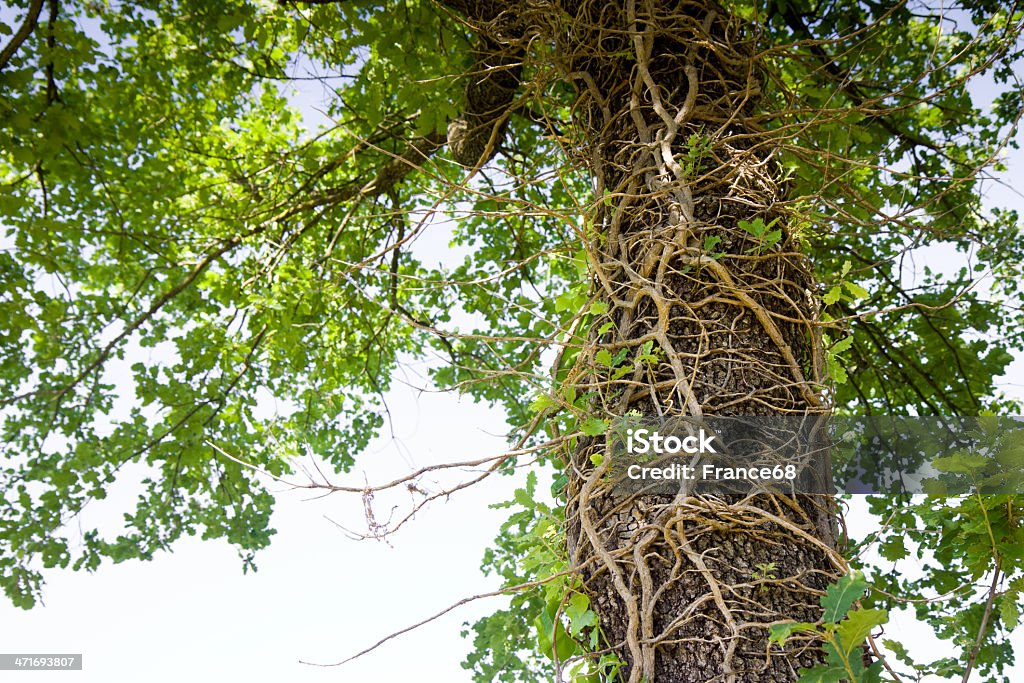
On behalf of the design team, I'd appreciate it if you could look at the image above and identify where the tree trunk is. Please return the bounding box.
[553,1,844,680]
[440,0,844,678]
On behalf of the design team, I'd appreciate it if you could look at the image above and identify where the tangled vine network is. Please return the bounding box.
[195,0,1022,680]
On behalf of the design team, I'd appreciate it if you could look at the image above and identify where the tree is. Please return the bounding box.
[1,0,1023,681]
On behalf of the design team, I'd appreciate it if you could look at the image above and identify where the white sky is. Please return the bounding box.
[0,379,533,681]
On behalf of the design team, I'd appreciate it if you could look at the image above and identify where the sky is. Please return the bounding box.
[1,3,1024,682]
[0,377,530,681]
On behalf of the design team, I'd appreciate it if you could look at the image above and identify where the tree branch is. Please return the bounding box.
[0,0,44,72]
[2,129,445,411]
[781,6,944,154]
[961,563,1001,683]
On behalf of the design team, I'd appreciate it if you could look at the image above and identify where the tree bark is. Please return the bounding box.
[440,0,843,679]
[552,1,843,681]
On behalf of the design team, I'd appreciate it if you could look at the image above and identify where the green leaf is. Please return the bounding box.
[999,595,1020,630]
[844,281,870,299]
[830,363,848,385]
[821,571,869,622]
[836,608,887,656]
[565,593,599,638]
[555,290,586,313]
[823,286,843,305]
[932,452,990,474]
[769,621,818,645]
[611,364,633,380]
[739,217,767,237]
[581,418,609,436]
[530,393,556,413]
[881,638,914,667]
[830,336,854,354]
[795,663,847,683]
[534,610,577,662]
[879,535,908,561]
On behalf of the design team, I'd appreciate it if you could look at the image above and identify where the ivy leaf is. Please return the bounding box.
[565,593,598,638]
[534,610,577,662]
[739,217,767,237]
[879,535,908,561]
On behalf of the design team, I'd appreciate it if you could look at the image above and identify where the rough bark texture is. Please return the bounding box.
[444,2,524,167]
[443,0,843,680]
[551,1,843,681]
